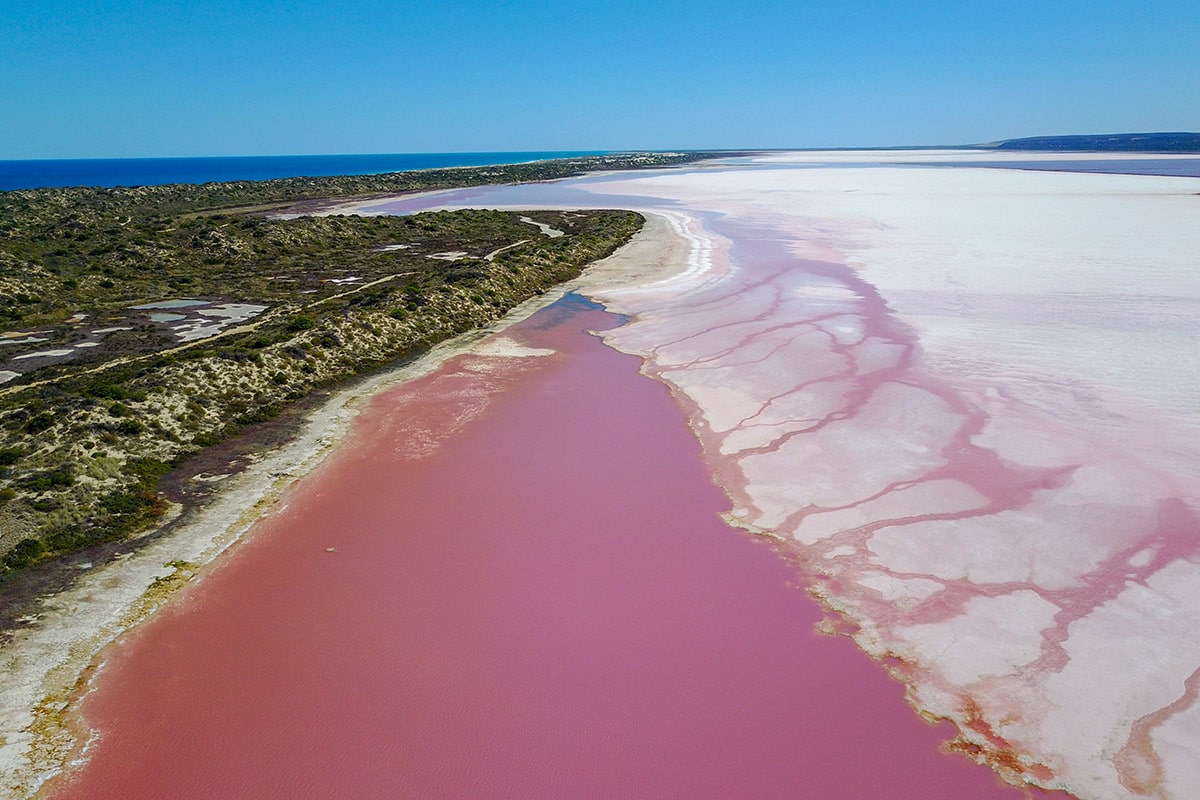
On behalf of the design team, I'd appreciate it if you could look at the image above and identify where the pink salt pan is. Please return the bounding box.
[43,297,1059,799]
[350,158,1200,797]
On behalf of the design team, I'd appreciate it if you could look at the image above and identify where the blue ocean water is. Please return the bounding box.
[0,151,609,191]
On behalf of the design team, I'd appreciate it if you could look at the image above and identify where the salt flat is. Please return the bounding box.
[354,154,1199,797]
[554,153,1199,799]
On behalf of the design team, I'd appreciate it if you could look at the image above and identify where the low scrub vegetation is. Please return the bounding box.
[0,154,666,576]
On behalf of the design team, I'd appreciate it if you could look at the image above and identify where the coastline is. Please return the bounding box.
[0,212,685,798]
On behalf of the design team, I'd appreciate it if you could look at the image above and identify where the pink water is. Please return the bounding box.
[45,296,1056,799]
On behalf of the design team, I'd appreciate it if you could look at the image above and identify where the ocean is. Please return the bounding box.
[0,151,608,191]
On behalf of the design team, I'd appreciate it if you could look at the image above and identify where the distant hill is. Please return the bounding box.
[986,132,1200,153]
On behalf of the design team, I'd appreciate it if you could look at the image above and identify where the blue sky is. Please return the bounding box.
[2,0,1197,158]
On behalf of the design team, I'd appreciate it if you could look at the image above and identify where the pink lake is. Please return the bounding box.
[44,295,1061,799]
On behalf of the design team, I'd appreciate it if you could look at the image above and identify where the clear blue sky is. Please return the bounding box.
[2,0,1197,159]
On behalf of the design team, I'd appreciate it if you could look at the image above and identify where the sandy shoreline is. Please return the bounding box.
[0,212,685,799]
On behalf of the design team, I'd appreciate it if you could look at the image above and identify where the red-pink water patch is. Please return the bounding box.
[44,296,1063,799]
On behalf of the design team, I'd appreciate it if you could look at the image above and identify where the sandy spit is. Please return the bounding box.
[0,212,681,800]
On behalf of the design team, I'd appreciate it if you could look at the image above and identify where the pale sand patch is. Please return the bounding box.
[12,351,72,360]
[0,219,675,798]
[519,216,564,238]
[271,188,468,219]
[579,210,732,305]
[470,337,554,358]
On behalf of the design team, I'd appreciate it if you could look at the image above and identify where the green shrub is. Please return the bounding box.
[3,538,46,570]
[191,431,222,447]
[19,466,75,491]
[101,490,150,515]
[85,381,145,402]
[25,413,55,434]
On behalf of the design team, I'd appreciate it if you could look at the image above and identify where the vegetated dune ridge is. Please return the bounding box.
[0,163,662,573]
[0,149,709,575]
[352,151,1200,800]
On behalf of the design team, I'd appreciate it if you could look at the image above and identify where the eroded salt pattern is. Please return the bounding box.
[571,158,1200,800]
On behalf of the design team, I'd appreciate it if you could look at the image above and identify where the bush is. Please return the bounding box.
[19,466,75,491]
[101,491,150,515]
[234,403,281,426]
[25,413,55,434]
[127,458,170,484]
[191,431,223,447]
[115,419,145,435]
[43,526,93,552]
[85,381,146,402]
[3,538,46,570]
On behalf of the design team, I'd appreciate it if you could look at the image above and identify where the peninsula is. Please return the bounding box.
[0,152,705,589]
